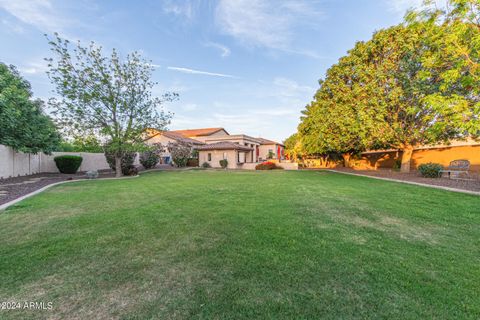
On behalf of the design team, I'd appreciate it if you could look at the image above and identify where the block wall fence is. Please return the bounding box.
[0,144,124,179]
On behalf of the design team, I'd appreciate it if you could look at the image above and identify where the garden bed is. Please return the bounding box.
[0,170,116,206]
[331,167,480,192]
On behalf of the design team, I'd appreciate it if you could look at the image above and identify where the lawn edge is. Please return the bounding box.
[327,169,480,196]
[0,175,140,212]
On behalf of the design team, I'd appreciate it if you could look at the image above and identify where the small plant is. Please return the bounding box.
[255,161,283,170]
[392,159,402,171]
[201,162,211,168]
[123,165,139,176]
[219,159,228,169]
[140,150,160,169]
[418,162,443,178]
[187,158,199,167]
[54,155,83,174]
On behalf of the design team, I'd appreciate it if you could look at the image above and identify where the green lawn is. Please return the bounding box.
[1,170,479,319]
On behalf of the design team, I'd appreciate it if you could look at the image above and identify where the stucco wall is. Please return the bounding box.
[301,145,480,173]
[411,145,480,172]
[145,134,177,158]
[0,144,124,179]
[199,150,238,169]
[258,144,279,160]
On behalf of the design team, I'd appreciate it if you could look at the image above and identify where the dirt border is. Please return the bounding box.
[0,175,140,211]
[0,167,197,212]
[327,169,480,196]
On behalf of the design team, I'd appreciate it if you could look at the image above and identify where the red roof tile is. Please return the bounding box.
[256,137,284,146]
[196,142,253,151]
[170,127,228,137]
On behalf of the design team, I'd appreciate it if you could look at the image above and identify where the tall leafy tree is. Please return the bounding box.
[0,63,60,154]
[366,1,480,171]
[298,1,479,172]
[298,41,390,167]
[46,34,176,176]
[283,133,303,162]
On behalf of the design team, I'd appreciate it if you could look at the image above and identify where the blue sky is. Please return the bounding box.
[0,0,422,142]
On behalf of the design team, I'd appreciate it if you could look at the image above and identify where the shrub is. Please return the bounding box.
[54,155,83,174]
[187,158,199,167]
[123,165,139,176]
[201,162,211,168]
[139,150,160,169]
[167,141,192,167]
[392,159,402,171]
[255,161,283,170]
[418,162,443,178]
[104,150,137,175]
[219,159,228,169]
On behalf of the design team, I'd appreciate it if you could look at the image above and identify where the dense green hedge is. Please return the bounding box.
[54,155,83,174]
[418,162,443,178]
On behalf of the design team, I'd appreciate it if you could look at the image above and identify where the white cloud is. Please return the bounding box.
[1,17,25,33]
[19,61,49,75]
[273,77,315,96]
[204,41,231,58]
[0,0,70,33]
[253,108,297,116]
[180,103,198,111]
[388,0,423,13]
[162,0,195,20]
[215,0,322,56]
[167,66,237,78]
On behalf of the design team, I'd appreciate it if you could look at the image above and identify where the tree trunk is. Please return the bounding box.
[400,145,414,173]
[115,156,122,177]
[342,153,351,168]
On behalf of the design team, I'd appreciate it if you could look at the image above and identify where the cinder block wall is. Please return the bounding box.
[0,144,140,179]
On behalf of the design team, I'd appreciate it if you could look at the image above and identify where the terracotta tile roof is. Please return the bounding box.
[162,132,205,145]
[196,142,253,151]
[170,127,228,137]
[256,137,284,146]
[144,129,205,145]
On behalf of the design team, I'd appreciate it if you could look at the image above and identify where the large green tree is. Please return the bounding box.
[298,42,391,167]
[46,34,176,176]
[0,63,60,154]
[283,133,303,162]
[298,0,479,172]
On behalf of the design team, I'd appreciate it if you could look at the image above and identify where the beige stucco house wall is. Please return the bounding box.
[258,144,277,161]
[199,149,240,169]
[145,134,176,158]
[205,135,261,162]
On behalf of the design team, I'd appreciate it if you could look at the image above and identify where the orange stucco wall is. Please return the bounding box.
[411,145,480,172]
[301,145,480,173]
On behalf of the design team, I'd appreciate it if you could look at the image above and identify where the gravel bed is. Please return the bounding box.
[0,170,115,206]
[332,168,480,192]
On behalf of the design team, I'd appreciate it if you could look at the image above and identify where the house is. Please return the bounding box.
[197,142,253,169]
[256,138,285,161]
[144,130,204,164]
[145,127,290,169]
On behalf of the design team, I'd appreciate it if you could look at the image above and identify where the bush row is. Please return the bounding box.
[255,161,283,170]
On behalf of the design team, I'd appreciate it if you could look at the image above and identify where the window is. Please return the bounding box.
[223,152,227,159]
[208,153,211,161]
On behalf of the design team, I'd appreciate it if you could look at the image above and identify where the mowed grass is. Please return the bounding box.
[0,170,479,319]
